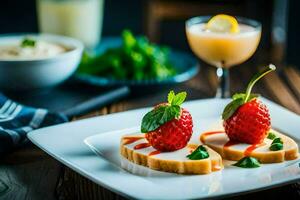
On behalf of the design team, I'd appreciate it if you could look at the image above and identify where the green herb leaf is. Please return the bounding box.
[171,91,187,106]
[78,29,177,80]
[233,157,260,168]
[270,143,283,151]
[168,105,181,119]
[168,90,175,104]
[141,105,180,133]
[21,38,36,48]
[141,91,187,133]
[122,29,136,49]
[222,98,244,120]
[267,132,277,140]
[269,137,283,151]
[272,137,283,145]
[187,145,209,160]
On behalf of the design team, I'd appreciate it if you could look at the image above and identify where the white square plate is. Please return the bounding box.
[28,98,300,199]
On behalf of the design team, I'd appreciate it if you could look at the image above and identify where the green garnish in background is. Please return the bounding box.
[269,137,283,151]
[141,90,186,133]
[21,38,36,48]
[233,157,260,168]
[78,30,176,80]
[187,145,209,160]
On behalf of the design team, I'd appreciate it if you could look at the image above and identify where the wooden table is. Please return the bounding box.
[1,64,300,200]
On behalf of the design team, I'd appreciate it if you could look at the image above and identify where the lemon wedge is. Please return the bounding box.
[206,14,240,33]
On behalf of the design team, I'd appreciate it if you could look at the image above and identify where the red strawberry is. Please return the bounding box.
[146,108,193,151]
[224,99,271,144]
[222,64,276,144]
[141,91,193,151]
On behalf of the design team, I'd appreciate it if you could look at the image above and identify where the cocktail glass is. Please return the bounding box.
[186,16,261,98]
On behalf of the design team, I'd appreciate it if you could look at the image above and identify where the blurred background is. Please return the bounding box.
[0,0,298,67]
[0,0,299,113]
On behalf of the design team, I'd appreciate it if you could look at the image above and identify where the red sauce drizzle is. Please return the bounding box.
[134,143,151,150]
[123,137,143,145]
[200,131,225,143]
[211,160,223,171]
[199,130,265,156]
[149,150,161,156]
[223,140,240,149]
[244,143,265,156]
[213,165,222,171]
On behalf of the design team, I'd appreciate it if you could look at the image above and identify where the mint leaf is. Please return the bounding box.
[272,137,283,145]
[168,105,181,119]
[187,145,209,160]
[233,157,260,168]
[168,90,175,104]
[270,143,283,151]
[159,105,180,125]
[141,105,180,133]
[21,38,36,48]
[222,98,244,120]
[267,132,277,140]
[171,92,187,106]
[269,137,283,151]
[141,90,187,133]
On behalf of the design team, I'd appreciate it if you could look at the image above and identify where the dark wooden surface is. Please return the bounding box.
[1,64,300,200]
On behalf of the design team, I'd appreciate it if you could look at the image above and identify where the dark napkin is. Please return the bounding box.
[0,93,68,154]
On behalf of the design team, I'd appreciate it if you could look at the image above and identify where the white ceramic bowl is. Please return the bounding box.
[0,34,84,90]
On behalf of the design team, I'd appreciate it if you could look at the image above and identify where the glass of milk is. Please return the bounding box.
[37,0,104,48]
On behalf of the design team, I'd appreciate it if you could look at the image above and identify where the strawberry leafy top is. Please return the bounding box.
[222,64,276,120]
[141,91,187,133]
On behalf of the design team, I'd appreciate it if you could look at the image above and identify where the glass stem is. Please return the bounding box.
[215,67,230,98]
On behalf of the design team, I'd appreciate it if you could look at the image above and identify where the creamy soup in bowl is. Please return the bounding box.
[0,34,83,90]
[0,38,67,60]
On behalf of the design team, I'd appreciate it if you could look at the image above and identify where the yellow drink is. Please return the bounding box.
[186,24,261,68]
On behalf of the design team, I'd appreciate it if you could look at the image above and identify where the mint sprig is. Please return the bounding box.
[222,64,276,120]
[187,145,209,160]
[141,91,187,133]
[269,137,283,151]
[167,90,187,106]
[233,156,260,168]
